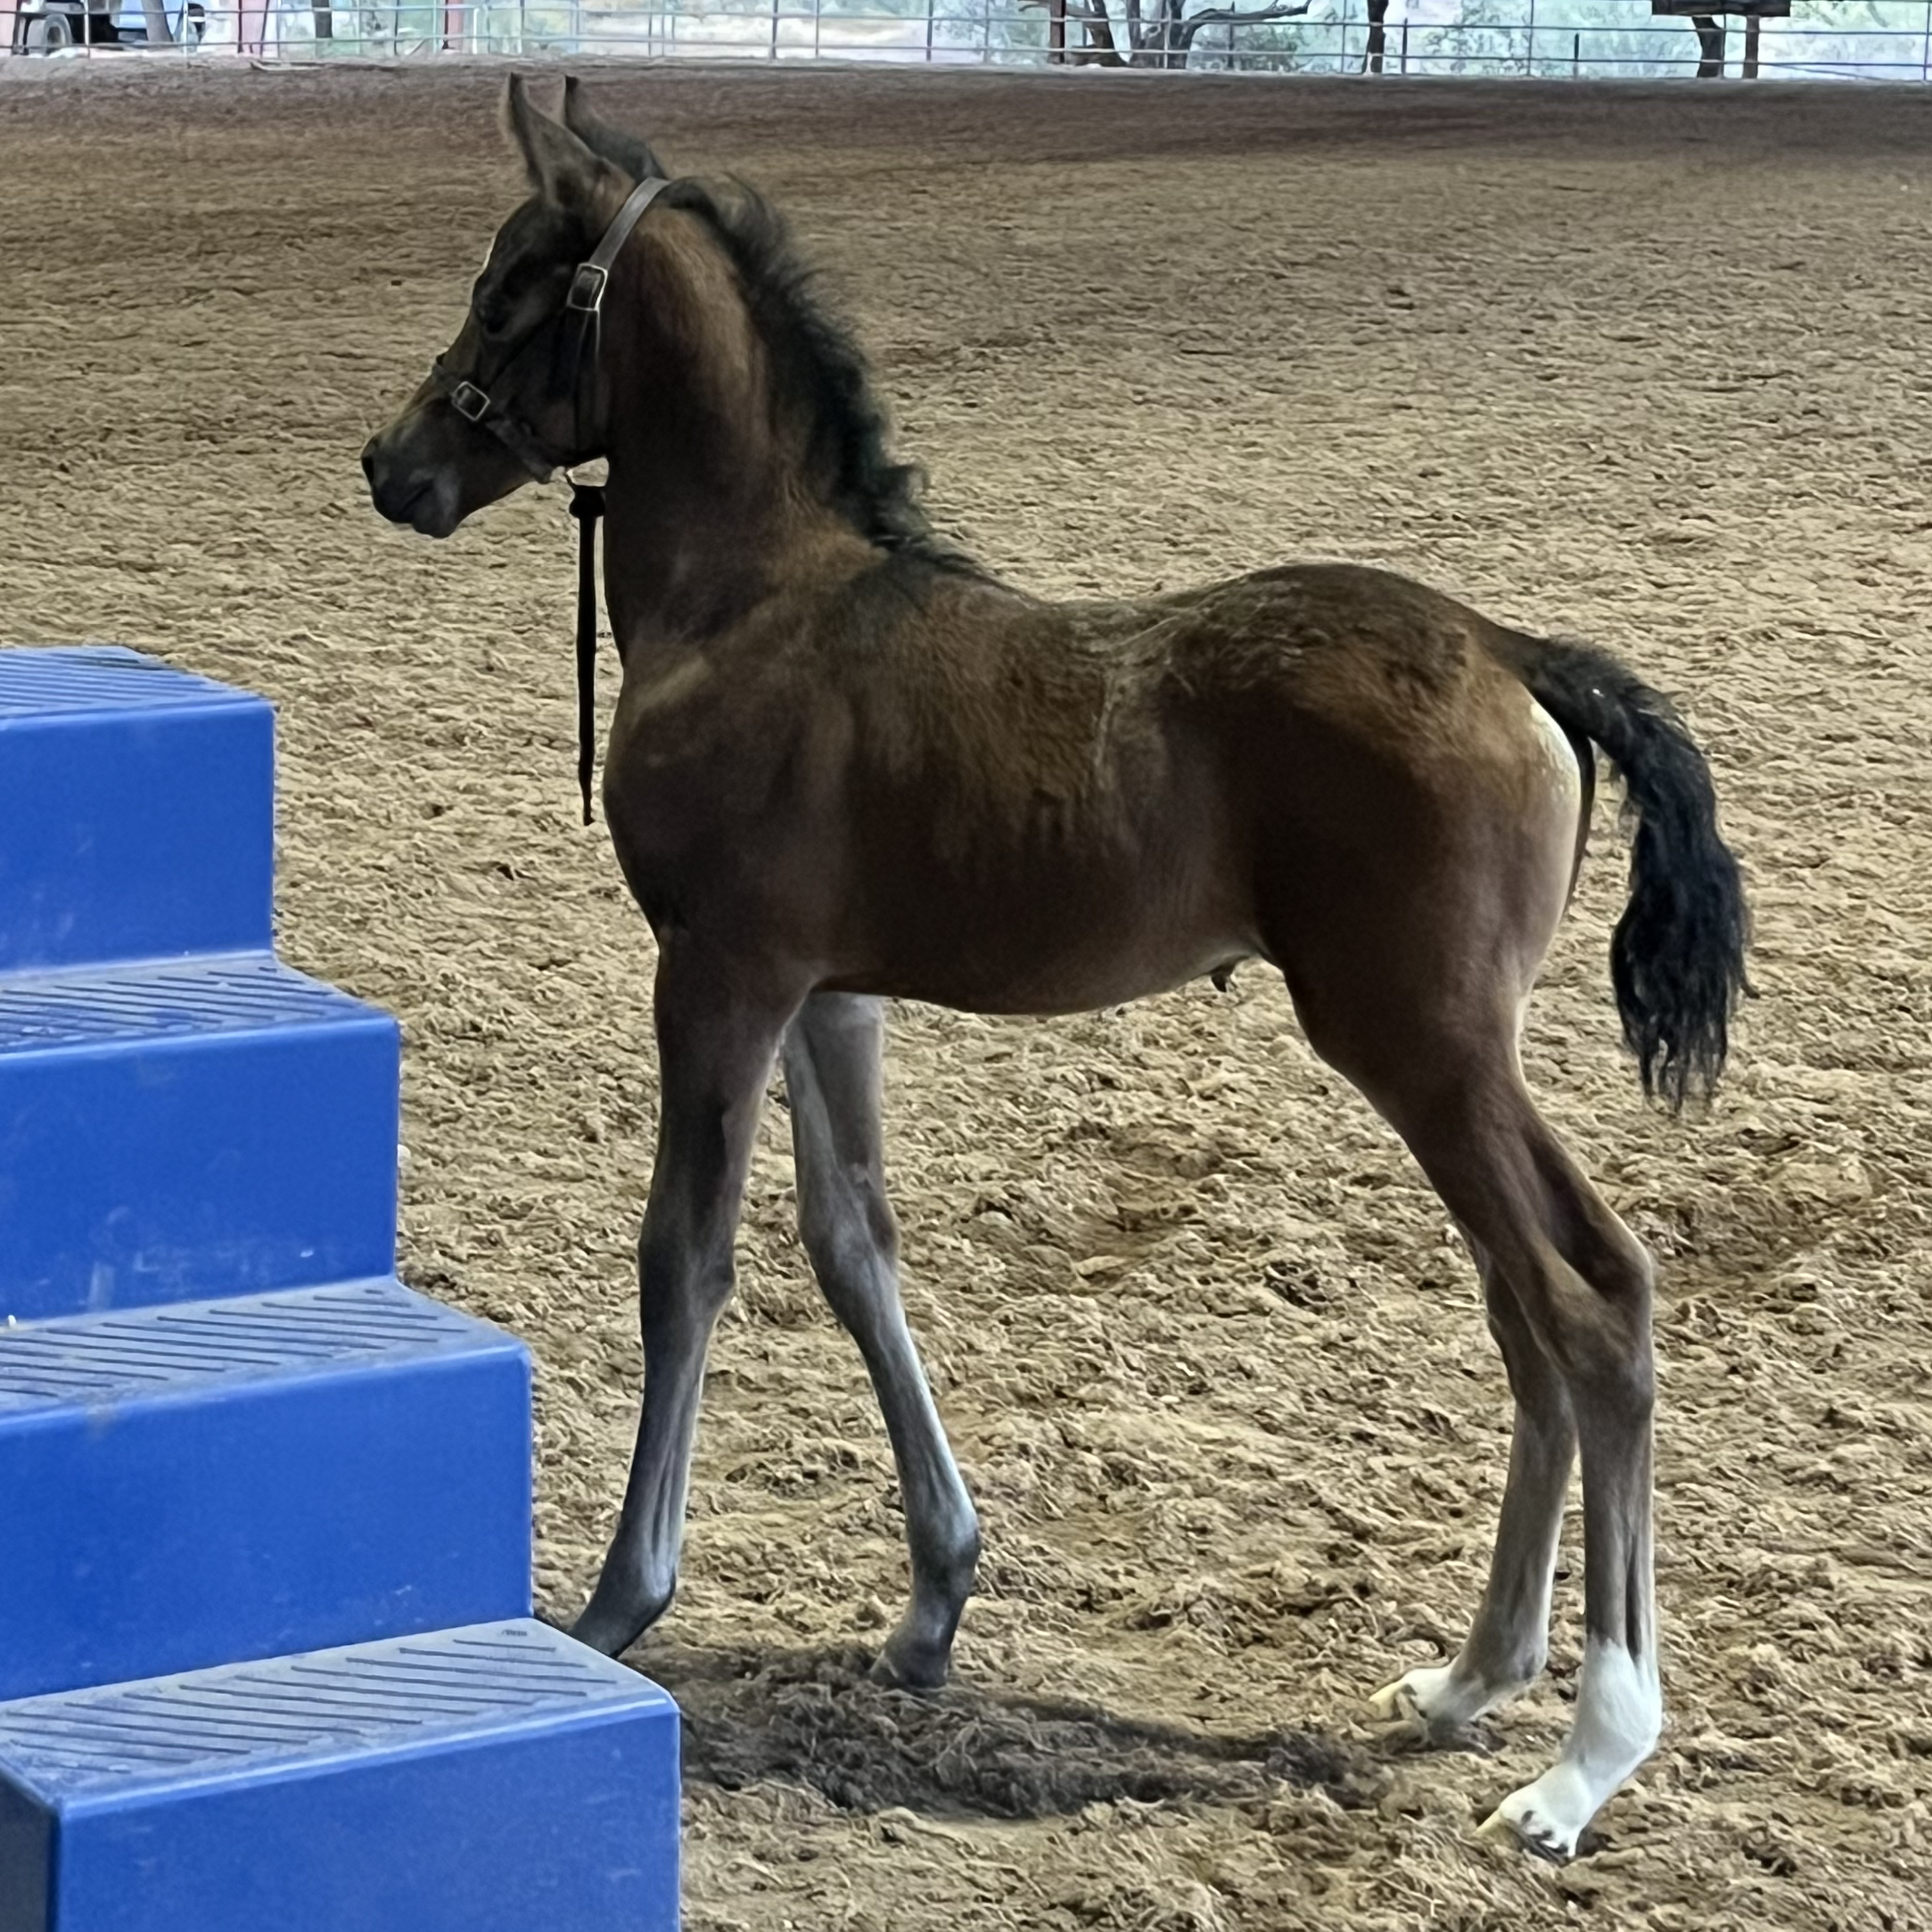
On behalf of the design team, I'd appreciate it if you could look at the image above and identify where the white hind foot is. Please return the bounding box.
[1480,1639,1660,1859]
[1370,1652,1539,1736]
[1481,1763,1603,1860]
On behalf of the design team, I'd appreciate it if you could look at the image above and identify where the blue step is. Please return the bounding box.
[0,1281,532,1703]
[0,1621,679,1932]
[0,954,399,1321]
[0,647,273,975]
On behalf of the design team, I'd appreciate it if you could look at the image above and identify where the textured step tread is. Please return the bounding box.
[0,1622,667,1800]
[0,952,399,1322]
[0,953,382,1051]
[0,1284,530,1703]
[0,1280,511,1411]
[0,646,257,720]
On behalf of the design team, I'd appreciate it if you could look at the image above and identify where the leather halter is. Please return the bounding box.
[425,174,670,484]
[425,175,670,824]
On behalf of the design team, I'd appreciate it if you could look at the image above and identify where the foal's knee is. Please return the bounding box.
[637,1219,736,1331]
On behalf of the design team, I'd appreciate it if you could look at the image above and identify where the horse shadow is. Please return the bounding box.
[633,1639,1377,1821]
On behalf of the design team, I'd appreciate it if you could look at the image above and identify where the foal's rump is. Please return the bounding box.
[1190,567,1595,1059]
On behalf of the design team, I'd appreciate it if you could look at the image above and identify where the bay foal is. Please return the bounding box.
[364,79,1750,1857]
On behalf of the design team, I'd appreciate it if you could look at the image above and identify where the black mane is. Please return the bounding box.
[665,180,980,575]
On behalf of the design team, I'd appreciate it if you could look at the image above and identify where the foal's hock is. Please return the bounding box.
[362,76,1751,1861]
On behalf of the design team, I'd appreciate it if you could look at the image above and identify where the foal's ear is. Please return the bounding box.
[502,75,620,218]
[561,75,670,183]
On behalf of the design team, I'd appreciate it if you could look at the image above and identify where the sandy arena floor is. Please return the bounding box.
[3,56,1929,1931]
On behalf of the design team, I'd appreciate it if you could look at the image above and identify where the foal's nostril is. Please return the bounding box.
[360,444,378,485]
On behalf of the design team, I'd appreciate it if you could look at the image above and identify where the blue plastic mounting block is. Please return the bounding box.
[0,1280,532,1702]
[0,647,274,974]
[0,953,399,1321]
[0,1621,680,1932]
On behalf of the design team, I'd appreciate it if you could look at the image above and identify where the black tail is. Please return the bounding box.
[1490,629,1752,1111]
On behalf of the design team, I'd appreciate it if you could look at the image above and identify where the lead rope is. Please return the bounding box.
[568,481,606,826]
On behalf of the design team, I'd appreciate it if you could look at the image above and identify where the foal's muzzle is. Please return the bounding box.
[361,430,462,539]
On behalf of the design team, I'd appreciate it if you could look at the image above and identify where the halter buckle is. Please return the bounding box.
[566,263,609,314]
[450,380,490,423]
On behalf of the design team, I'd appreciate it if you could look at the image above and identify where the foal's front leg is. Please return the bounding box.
[572,943,803,1659]
[784,993,981,1688]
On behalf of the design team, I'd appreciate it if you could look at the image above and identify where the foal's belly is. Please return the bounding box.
[822,941,1261,1018]
[820,854,1263,1017]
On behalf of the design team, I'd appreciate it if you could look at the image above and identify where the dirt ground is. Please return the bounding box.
[4,55,1930,1931]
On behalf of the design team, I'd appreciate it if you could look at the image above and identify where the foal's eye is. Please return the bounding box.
[477,293,513,337]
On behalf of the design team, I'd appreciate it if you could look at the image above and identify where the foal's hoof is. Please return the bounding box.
[868,1628,951,1693]
[1369,1677,1424,1725]
[569,1588,666,1661]
[568,1607,635,1659]
[1369,1664,1459,1739]
[1373,1657,1533,1740]
[1478,1770,1591,1862]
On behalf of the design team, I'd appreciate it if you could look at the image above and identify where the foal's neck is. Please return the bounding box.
[597,211,875,655]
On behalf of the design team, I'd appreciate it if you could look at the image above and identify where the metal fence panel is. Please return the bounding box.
[12,0,1932,82]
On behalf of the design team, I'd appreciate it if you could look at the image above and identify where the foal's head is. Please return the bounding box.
[361,77,664,538]
[365,78,961,587]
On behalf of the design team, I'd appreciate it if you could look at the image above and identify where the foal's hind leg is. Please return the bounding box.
[1390,1070,1660,1858]
[782,992,980,1688]
[1371,1246,1576,1731]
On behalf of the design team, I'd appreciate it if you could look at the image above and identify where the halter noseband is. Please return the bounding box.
[426,173,670,484]
[427,174,670,826]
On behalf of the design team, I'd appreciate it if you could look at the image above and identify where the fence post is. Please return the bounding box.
[1922,0,1929,80]
[1525,0,1534,72]
[1400,16,1407,69]
[925,0,935,57]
